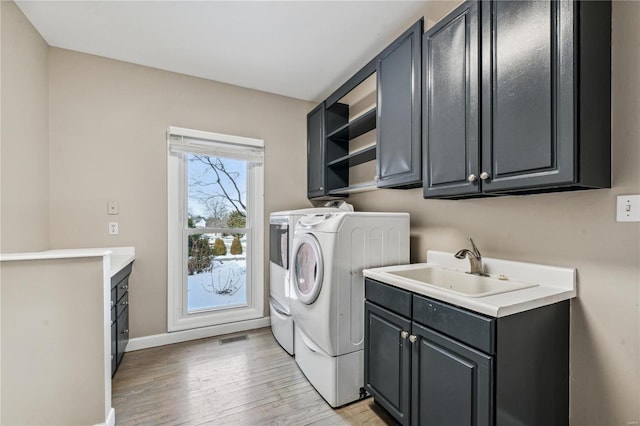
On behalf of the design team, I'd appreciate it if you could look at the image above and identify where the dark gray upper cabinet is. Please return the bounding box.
[307,20,424,200]
[307,103,326,199]
[377,19,423,189]
[423,1,480,198]
[481,0,611,193]
[423,0,611,199]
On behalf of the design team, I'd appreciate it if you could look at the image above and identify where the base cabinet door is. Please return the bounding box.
[111,322,117,376]
[116,307,129,366]
[411,322,493,426]
[364,301,412,425]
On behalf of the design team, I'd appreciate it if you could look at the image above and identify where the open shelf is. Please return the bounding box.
[326,108,377,141]
[327,144,376,168]
[328,180,378,195]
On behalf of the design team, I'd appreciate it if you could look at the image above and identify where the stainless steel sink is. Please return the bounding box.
[386,265,538,298]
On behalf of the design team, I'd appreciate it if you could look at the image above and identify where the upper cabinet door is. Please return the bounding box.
[423,1,480,198]
[481,0,575,192]
[376,19,423,189]
[307,103,326,198]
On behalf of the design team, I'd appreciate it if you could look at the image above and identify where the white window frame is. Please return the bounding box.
[167,126,264,332]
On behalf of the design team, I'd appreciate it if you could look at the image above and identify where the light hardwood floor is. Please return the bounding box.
[112,327,396,425]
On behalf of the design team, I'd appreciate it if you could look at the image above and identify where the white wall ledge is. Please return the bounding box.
[0,246,135,276]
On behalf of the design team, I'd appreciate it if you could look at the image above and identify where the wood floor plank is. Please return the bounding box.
[112,327,395,425]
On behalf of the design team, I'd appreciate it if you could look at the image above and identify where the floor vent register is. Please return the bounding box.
[220,334,249,345]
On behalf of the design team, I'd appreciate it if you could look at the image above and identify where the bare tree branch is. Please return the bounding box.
[192,155,246,214]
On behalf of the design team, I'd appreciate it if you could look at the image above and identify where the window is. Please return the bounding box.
[167,126,264,332]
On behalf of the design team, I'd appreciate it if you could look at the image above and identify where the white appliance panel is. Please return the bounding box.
[291,212,410,407]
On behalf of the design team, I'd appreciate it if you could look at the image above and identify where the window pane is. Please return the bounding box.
[187,154,247,229]
[186,153,248,313]
[187,232,248,312]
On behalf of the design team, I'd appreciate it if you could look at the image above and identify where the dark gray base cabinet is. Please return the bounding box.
[111,262,133,377]
[423,0,611,199]
[364,278,569,426]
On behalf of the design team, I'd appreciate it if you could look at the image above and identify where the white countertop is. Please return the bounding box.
[363,251,576,318]
[0,246,135,277]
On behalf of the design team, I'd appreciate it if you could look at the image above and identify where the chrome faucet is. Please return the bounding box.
[454,237,488,276]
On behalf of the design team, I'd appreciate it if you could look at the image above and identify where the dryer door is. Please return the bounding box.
[293,233,324,305]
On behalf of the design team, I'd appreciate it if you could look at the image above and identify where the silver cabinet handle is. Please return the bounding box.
[121,301,128,306]
[110,300,114,308]
[468,174,477,182]
[121,285,128,291]
[374,175,380,182]
[122,329,129,334]
[480,172,490,180]
[401,331,409,339]
[409,335,417,343]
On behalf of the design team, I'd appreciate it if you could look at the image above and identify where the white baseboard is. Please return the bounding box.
[126,317,271,352]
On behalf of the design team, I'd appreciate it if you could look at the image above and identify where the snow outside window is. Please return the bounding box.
[167,126,264,332]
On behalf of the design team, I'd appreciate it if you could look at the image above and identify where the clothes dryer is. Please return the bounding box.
[291,211,409,407]
[268,203,353,355]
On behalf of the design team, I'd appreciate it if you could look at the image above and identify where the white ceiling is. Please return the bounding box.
[16,1,440,102]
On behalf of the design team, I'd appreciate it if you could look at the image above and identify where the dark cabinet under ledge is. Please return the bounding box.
[364,278,570,426]
[111,261,133,377]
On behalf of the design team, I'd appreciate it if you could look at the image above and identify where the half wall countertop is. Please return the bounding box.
[0,246,135,277]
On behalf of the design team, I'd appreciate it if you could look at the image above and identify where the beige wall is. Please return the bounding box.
[0,1,50,252]
[48,48,313,338]
[348,1,640,424]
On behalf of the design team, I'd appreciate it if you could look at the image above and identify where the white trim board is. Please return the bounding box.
[126,317,271,352]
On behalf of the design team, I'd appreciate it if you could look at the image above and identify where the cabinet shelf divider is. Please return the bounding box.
[328,181,378,195]
[326,108,377,141]
[327,144,376,168]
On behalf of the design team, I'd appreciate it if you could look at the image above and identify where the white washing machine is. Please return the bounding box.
[269,203,353,355]
[291,211,410,407]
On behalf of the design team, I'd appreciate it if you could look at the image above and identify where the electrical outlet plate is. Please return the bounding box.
[109,222,119,235]
[616,195,640,222]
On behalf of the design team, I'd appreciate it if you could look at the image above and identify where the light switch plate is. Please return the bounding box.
[108,200,119,215]
[616,195,640,222]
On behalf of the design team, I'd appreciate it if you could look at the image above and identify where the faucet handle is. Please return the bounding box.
[468,237,482,258]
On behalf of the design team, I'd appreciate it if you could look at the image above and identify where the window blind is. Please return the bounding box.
[168,127,264,164]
